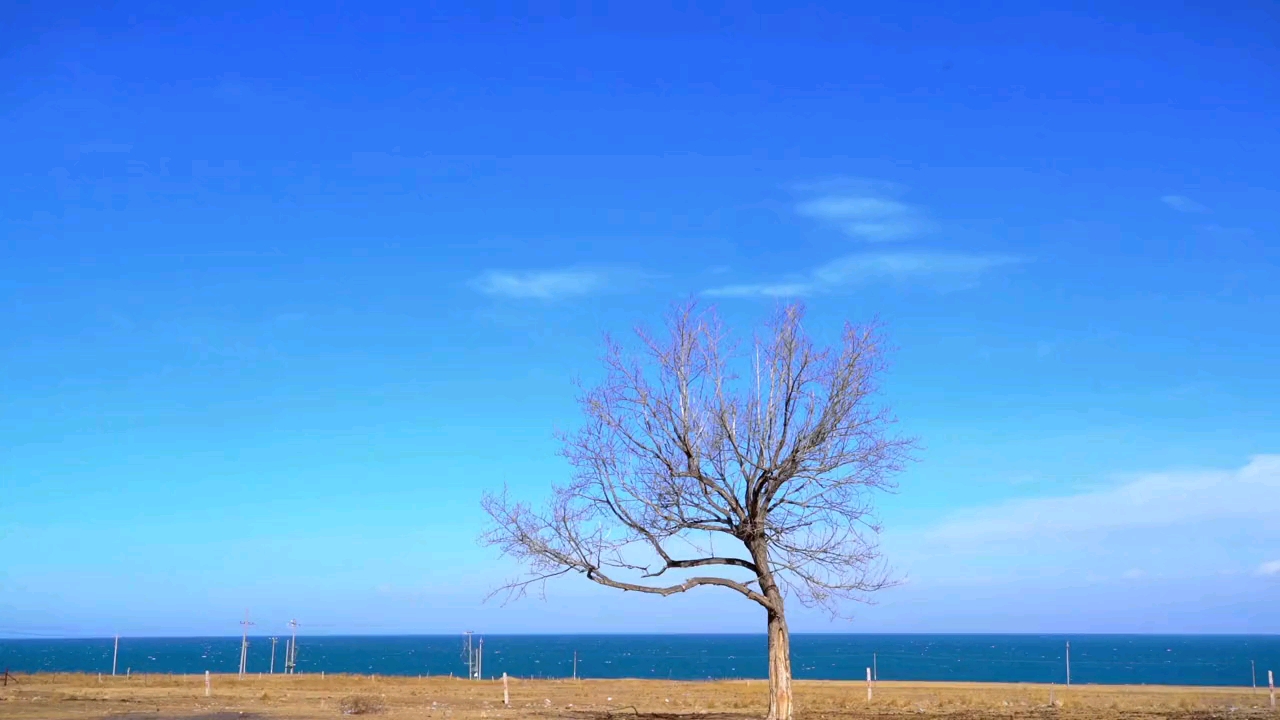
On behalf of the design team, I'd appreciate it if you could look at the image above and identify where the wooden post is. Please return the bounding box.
[866,667,872,702]
[573,651,578,680]
[1269,670,1274,710]
[873,653,877,685]
[205,670,211,697]
[502,672,509,706]
[1252,660,1256,691]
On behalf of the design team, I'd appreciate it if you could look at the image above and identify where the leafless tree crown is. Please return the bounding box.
[481,301,914,615]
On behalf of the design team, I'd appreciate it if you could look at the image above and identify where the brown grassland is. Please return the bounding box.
[0,673,1274,720]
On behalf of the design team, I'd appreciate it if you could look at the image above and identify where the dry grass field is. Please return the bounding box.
[0,673,1273,720]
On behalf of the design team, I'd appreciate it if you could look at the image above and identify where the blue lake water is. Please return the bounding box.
[2,635,1276,687]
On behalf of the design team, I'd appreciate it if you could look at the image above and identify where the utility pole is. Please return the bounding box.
[1252,660,1257,691]
[112,635,119,677]
[573,651,578,680]
[270,637,278,674]
[477,637,483,681]
[873,653,878,684]
[239,612,255,678]
[464,631,475,679]
[286,620,299,674]
[1065,641,1071,687]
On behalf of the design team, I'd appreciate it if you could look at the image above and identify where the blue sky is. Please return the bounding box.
[2,0,1278,638]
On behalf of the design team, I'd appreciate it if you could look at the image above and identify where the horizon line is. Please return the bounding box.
[4,631,1276,641]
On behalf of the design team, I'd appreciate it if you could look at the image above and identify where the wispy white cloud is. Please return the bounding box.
[1161,195,1210,213]
[815,252,1019,282]
[881,455,1280,591]
[702,281,816,298]
[472,268,619,300]
[705,251,1022,298]
[711,178,1021,297]
[928,455,1280,544]
[795,181,932,242]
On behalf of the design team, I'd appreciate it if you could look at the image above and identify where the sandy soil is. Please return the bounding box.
[0,672,1273,720]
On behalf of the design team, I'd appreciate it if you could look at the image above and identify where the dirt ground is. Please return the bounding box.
[0,673,1273,720]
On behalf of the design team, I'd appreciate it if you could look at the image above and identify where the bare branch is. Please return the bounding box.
[480,300,916,620]
[587,567,768,605]
[642,556,758,577]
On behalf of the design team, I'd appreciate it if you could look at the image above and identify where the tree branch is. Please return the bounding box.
[641,555,758,577]
[586,567,768,606]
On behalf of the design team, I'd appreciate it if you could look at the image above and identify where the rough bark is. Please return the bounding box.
[766,605,793,720]
[750,536,793,720]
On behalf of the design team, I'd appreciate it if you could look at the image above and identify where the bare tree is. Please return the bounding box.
[481,301,914,720]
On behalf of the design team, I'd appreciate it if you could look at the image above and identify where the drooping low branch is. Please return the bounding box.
[642,556,758,577]
[586,567,769,606]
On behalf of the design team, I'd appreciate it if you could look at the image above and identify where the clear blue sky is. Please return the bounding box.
[2,0,1277,638]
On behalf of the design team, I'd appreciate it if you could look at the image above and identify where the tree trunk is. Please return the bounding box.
[766,604,793,720]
